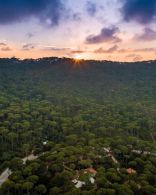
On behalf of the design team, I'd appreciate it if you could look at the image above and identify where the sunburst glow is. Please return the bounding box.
[73,54,82,61]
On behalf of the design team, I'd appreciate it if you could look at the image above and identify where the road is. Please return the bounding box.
[0,168,12,186]
[132,149,156,156]
[0,154,38,187]
[22,154,38,164]
[104,147,119,164]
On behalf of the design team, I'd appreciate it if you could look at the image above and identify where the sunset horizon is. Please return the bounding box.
[0,0,156,62]
[1,55,156,63]
[1,1,156,194]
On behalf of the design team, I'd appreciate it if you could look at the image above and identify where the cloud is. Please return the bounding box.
[72,13,81,22]
[0,42,12,51]
[22,44,35,51]
[115,47,156,53]
[126,54,143,61]
[136,48,156,52]
[85,26,121,44]
[94,45,118,53]
[86,1,97,17]
[26,33,34,39]
[134,28,156,41]
[0,42,7,46]
[0,0,65,26]
[121,0,156,24]
[1,46,12,51]
[133,56,143,61]
[71,50,85,54]
[42,46,71,52]
[94,45,156,54]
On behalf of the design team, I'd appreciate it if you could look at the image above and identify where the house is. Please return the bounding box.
[127,168,136,174]
[72,168,97,188]
[43,141,48,145]
[84,168,97,176]
[84,168,97,185]
[72,179,85,188]
[90,177,95,184]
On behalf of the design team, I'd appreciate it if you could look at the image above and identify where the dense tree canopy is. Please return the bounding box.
[0,57,156,194]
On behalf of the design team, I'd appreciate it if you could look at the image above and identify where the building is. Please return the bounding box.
[127,168,136,174]
[84,168,97,176]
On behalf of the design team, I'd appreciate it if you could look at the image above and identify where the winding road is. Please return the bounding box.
[0,154,38,187]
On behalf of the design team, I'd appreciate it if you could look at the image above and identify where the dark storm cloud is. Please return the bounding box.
[86,1,97,16]
[121,0,156,24]
[134,28,156,41]
[0,0,64,26]
[86,26,121,44]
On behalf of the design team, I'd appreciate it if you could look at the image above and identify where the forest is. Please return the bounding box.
[0,57,156,195]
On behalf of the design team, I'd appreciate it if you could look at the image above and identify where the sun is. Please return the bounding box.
[73,54,82,61]
[72,54,83,68]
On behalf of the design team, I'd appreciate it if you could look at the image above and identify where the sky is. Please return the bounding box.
[0,0,156,62]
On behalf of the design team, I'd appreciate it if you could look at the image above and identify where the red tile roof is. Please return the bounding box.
[127,168,136,174]
[85,168,97,175]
